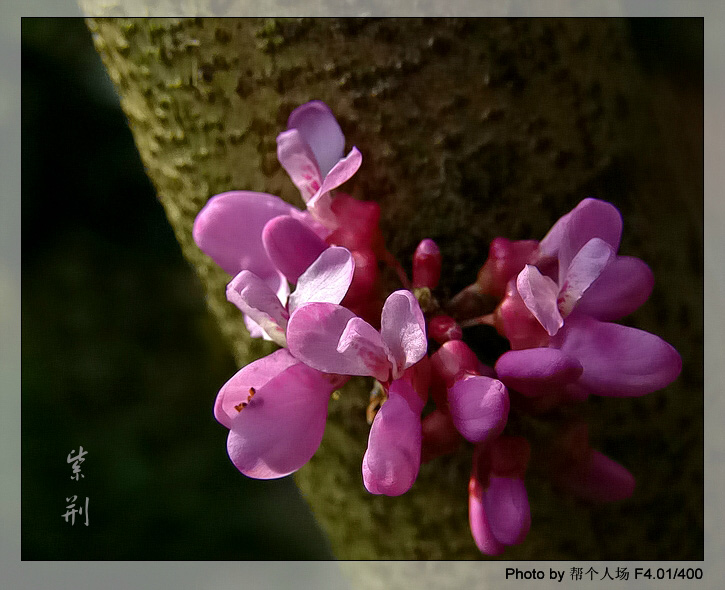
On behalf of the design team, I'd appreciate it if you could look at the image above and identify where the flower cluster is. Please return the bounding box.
[193,101,682,555]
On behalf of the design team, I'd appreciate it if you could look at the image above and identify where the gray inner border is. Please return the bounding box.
[2,1,722,589]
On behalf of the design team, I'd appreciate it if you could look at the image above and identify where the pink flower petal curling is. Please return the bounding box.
[554,314,682,397]
[287,100,346,178]
[226,271,290,347]
[362,381,422,496]
[287,246,355,314]
[448,376,510,442]
[494,347,583,397]
[482,476,531,546]
[575,255,654,321]
[380,290,427,380]
[557,198,623,283]
[226,362,335,479]
[557,237,615,317]
[276,129,323,203]
[287,303,389,380]
[214,348,298,429]
[555,450,636,503]
[262,215,328,284]
[192,191,296,278]
[517,264,563,336]
[306,147,363,213]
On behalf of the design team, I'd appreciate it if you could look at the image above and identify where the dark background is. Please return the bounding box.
[21,18,702,560]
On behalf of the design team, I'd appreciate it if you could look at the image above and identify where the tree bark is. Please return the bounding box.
[85,17,702,560]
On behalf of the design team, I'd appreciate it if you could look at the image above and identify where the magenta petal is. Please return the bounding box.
[362,388,422,496]
[558,237,615,316]
[576,256,654,321]
[226,271,289,347]
[495,348,583,397]
[555,314,682,397]
[288,247,355,314]
[448,376,509,443]
[287,100,346,178]
[557,450,636,503]
[226,362,334,479]
[380,290,428,379]
[262,215,328,284]
[193,191,296,277]
[558,198,623,275]
[483,476,531,546]
[287,303,388,379]
[517,264,563,336]
[469,476,506,556]
[276,129,323,203]
[336,318,391,382]
[214,349,298,429]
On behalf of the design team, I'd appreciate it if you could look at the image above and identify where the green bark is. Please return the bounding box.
[86,17,702,560]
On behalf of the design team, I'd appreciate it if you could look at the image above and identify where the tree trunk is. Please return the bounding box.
[85,16,702,560]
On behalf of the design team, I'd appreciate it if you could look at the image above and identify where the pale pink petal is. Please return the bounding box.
[447,376,509,443]
[517,264,563,336]
[214,349,298,429]
[287,303,388,379]
[576,256,654,321]
[482,476,531,545]
[276,129,322,203]
[226,362,335,479]
[306,147,362,212]
[362,383,422,496]
[243,315,265,339]
[494,348,583,397]
[262,215,328,284]
[558,198,622,280]
[192,191,296,277]
[287,100,346,178]
[538,210,572,259]
[557,237,615,317]
[554,314,682,397]
[380,290,427,379]
[226,271,289,347]
[287,247,355,313]
[336,318,391,382]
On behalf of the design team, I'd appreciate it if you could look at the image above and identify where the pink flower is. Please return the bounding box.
[214,348,346,479]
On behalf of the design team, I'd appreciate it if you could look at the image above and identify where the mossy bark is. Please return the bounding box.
[85,17,702,560]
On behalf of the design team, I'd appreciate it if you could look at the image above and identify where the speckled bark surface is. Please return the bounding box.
[86,17,702,560]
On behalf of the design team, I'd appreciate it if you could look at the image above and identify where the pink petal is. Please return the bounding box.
[276,129,323,203]
[336,317,392,382]
[468,475,506,556]
[262,215,328,284]
[287,303,389,379]
[287,100,346,178]
[483,476,531,546]
[226,271,289,347]
[556,450,636,503]
[558,198,623,279]
[430,340,485,388]
[517,264,563,336]
[226,362,335,479]
[380,290,427,379]
[287,246,355,313]
[576,256,654,321]
[214,349,299,429]
[538,208,572,259]
[412,238,442,289]
[306,147,363,213]
[494,348,583,397]
[557,237,615,317]
[192,191,296,277]
[362,386,422,496]
[448,376,509,443]
[555,314,682,397]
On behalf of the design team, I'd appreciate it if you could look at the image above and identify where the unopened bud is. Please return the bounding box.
[413,238,442,289]
[429,314,463,344]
